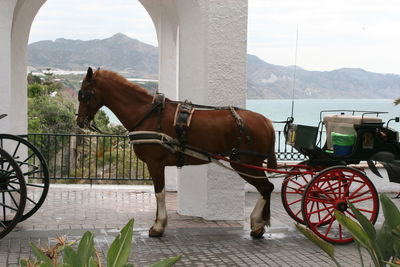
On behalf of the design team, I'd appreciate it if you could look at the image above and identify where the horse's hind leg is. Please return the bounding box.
[147,162,168,237]
[230,162,274,238]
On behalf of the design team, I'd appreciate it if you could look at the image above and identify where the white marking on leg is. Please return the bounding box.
[153,189,167,232]
[250,194,269,231]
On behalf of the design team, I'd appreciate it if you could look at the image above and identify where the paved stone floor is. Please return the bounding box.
[0,185,399,266]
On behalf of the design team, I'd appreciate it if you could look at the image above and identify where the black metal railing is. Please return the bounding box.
[26,131,307,182]
[27,133,150,183]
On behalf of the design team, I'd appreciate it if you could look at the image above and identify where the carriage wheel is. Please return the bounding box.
[301,166,379,244]
[0,134,49,222]
[0,148,26,239]
[281,162,322,224]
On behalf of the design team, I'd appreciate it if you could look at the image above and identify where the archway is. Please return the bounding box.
[0,0,249,220]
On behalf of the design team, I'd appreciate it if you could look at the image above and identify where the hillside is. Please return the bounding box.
[247,55,400,99]
[28,33,400,99]
[28,33,158,79]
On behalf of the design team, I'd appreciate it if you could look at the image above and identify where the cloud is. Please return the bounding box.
[29,0,400,74]
[247,0,400,73]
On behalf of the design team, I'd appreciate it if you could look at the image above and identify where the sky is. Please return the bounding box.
[29,0,400,74]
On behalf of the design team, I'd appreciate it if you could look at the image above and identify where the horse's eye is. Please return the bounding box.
[78,90,84,101]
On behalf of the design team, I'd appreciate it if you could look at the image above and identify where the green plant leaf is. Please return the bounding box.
[150,256,182,267]
[381,194,400,230]
[348,202,384,263]
[295,224,336,259]
[29,242,53,265]
[393,226,400,238]
[122,264,134,267]
[77,231,96,266]
[63,245,79,267]
[107,218,135,267]
[20,259,28,267]
[88,256,98,267]
[376,222,394,262]
[348,202,376,240]
[334,211,371,248]
[57,240,78,254]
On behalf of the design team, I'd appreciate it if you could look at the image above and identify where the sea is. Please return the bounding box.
[103,99,400,131]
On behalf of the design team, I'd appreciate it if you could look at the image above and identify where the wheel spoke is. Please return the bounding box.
[25,183,45,189]
[323,216,335,237]
[288,198,302,206]
[0,201,19,212]
[349,183,367,199]
[20,152,35,164]
[2,192,5,221]
[288,179,305,188]
[7,191,19,208]
[286,185,305,193]
[354,207,374,214]
[11,141,21,159]
[349,190,372,201]
[0,220,6,228]
[313,209,334,228]
[25,195,38,205]
[308,204,334,215]
[312,184,335,202]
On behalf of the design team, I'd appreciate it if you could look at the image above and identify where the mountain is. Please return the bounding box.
[28,33,158,79]
[247,55,400,99]
[28,33,400,99]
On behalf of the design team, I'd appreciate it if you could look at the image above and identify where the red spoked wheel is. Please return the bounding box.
[281,162,322,224]
[301,166,379,244]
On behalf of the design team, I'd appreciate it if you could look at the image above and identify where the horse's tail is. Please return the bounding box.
[267,127,277,170]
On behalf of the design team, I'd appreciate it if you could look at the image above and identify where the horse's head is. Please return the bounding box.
[76,67,103,128]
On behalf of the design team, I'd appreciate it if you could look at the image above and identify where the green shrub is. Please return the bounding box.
[21,219,181,267]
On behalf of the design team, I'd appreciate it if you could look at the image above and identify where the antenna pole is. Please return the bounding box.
[290,26,299,120]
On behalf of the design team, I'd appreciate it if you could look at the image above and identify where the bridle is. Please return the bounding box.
[76,81,106,133]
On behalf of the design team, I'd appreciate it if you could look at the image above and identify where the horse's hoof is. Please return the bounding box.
[250,226,265,238]
[149,227,164,237]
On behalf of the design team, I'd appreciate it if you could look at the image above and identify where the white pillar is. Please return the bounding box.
[140,0,179,191]
[158,1,179,192]
[0,0,17,131]
[10,0,46,135]
[175,0,248,220]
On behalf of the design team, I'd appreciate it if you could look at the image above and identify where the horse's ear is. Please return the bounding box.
[86,67,93,80]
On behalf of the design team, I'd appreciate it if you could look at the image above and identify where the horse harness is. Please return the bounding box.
[129,93,259,167]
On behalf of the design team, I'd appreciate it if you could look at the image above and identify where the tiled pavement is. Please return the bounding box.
[0,185,398,266]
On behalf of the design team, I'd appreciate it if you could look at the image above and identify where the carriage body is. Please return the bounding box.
[282,110,400,243]
[286,110,400,169]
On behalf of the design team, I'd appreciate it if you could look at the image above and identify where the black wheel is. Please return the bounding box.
[0,148,26,239]
[301,166,379,244]
[281,161,322,224]
[0,134,49,221]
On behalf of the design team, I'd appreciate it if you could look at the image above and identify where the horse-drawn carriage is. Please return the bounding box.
[76,67,400,244]
[0,114,49,238]
[281,110,400,243]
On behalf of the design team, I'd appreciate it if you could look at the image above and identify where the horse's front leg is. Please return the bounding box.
[147,162,168,237]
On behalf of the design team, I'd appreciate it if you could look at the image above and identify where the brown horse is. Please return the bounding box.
[77,67,277,238]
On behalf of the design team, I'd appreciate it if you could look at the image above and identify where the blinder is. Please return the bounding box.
[78,89,94,103]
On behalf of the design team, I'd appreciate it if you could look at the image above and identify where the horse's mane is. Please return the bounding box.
[94,69,150,95]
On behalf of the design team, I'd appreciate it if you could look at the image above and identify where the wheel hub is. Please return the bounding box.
[335,200,348,212]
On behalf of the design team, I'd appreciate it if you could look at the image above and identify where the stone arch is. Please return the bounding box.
[0,0,249,220]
